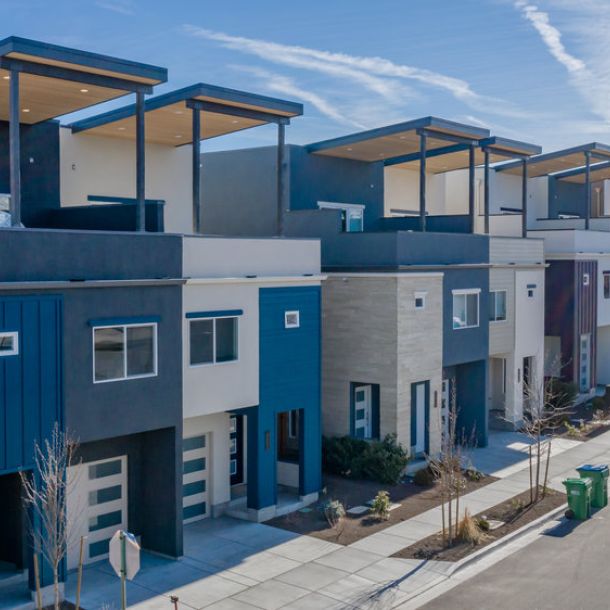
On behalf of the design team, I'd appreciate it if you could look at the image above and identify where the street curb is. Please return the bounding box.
[446,501,568,576]
[396,502,569,608]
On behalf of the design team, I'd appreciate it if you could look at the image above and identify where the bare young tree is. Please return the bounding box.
[522,361,576,503]
[20,423,80,610]
[429,383,468,546]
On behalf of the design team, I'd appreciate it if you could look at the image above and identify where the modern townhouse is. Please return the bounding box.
[200,117,546,451]
[0,36,323,605]
[492,143,610,395]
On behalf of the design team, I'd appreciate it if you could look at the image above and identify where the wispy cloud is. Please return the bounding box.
[95,1,135,15]
[231,65,367,129]
[515,1,585,73]
[514,1,610,127]
[182,26,528,120]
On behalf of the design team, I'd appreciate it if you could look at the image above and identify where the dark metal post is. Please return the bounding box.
[484,149,490,234]
[135,90,146,232]
[585,151,591,230]
[468,144,475,233]
[192,107,201,233]
[419,130,427,232]
[521,158,528,238]
[276,121,286,236]
[9,69,21,226]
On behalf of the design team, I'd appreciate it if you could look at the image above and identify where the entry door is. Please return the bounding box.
[414,383,427,454]
[441,379,450,440]
[580,335,591,393]
[354,385,372,439]
[230,415,244,486]
[183,434,209,523]
[67,456,127,569]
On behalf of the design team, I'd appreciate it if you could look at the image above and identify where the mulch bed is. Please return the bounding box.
[556,398,610,440]
[391,487,566,563]
[267,472,496,546]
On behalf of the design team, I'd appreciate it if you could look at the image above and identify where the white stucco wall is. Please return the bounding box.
[183,283,259,418]
[59,128,193,234]
[384,167,443,215]
[182,235,321,278]
[183,413,231,513]
[597,256,610,327]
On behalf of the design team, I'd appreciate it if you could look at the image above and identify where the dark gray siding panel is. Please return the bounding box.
[0,229,182,281]
[62,285,182,443]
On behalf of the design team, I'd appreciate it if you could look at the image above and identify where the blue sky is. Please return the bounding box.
[4,0,610,152]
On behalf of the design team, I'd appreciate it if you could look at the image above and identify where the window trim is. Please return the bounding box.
[489,289,507,323]
[92,323,158,384]
[0,331,19,357]
[415,291,427,310]
[284,310,300,329]
[452,288,480,330]
[188,315,239,368]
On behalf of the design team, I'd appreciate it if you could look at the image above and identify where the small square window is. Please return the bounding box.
[285,311,300,329]
[229,459,237,476]
[0,332,18,356]
[415,292,426,310]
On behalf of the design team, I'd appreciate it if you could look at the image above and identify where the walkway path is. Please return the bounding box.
[61,430,610,610]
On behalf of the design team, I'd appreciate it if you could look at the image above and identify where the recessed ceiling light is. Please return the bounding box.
[231,120,239,124]
[175,134,183,138]
[174,110,183,115]
[80,88,89,93]
[346,147,353,151]
[399,135,406,139]
[117,126,126,131]
[2,76,9,80]
[22,108,30,113]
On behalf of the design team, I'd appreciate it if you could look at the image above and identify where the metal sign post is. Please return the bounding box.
[109,530,141,610]
[120,531,127,610]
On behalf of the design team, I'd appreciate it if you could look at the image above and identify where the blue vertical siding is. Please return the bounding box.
[248,286,322,510]
[0,295,62,474]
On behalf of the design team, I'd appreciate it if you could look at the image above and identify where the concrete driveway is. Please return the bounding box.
[65,517,445,609]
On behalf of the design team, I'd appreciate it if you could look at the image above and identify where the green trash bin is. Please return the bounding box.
[576,464,609,508]
[563,478,592,520]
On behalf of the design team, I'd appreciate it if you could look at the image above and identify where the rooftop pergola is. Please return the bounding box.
[497,143,610,229]
[307,118,540,236]
[70,83,303,234]
[0,36,167,230]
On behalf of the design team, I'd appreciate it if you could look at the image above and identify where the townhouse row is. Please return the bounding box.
[0,35,608,603]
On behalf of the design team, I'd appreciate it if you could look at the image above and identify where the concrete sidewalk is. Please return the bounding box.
[59,429,610,610]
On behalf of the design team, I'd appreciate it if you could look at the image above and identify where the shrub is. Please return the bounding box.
[323,435,409,485]
[465,468,483,482]
[476,517,491,532]
[322,499,345,528]
[370,490,391,520]
[457,509,486,545]
[413,465,436,487]
[591,397,607,412]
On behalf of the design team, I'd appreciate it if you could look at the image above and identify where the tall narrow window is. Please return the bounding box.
[604,272,610,299]
[452,290,480,329]
[489,290,507,322]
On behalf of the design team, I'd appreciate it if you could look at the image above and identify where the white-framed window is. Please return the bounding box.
[415,292,427,310]
[318,201,365,233]
[93,323,157,383]
[452,289,480,329]
[489,290,507,322]
[0,331,18,356]
[189,316,238,366]
[285,310,300,329]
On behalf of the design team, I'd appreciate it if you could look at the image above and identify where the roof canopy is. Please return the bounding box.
[69,83,304,145]
[305,118,540,173]
[0,36,167,124]
[496,143,610,177]
[554,160,610,184]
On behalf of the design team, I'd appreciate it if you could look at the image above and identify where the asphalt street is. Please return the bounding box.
[420,506,610,610]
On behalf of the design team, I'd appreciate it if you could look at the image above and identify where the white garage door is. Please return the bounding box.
[67,456,127,569]
[183,434,209,523]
